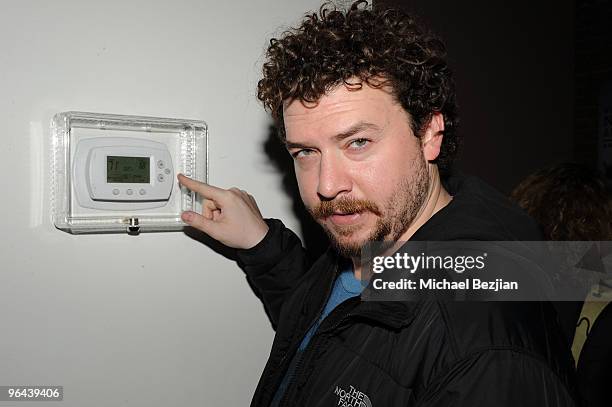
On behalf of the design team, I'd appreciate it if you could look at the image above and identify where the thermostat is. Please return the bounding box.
[73,137,174,210]
[51,111,208,234]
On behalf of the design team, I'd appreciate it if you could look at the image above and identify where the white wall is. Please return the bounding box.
[0,1,321,405]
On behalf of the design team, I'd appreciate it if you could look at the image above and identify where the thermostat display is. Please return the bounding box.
[107,156,150,183]
[73,137,174,210]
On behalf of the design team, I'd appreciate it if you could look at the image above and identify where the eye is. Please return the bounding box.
[348,138,370,149]
[292,149,315,159]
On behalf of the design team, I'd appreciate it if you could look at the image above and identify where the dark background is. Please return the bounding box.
[376,0,611,193]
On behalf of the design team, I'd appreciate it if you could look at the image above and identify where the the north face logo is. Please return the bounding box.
[333,385,372,407]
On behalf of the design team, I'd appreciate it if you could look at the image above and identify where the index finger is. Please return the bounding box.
[177,174,226,201]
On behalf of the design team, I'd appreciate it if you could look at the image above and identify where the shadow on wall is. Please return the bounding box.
[262,124,329,263]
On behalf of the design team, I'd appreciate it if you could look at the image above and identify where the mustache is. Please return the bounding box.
[310,197,382,219]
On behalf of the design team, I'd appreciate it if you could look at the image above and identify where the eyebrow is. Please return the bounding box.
[284,121,381,149]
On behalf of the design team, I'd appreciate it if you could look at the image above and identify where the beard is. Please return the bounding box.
[308,151,430,258]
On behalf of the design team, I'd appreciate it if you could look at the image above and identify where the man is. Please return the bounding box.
[179,2,576,405]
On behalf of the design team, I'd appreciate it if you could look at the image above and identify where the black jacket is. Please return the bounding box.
[237,176,577,406]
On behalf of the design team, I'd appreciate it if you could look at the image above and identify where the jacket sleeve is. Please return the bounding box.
[235,218,310,330]
[416,349,576,407]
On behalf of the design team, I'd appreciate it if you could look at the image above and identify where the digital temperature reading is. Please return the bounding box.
[107,156,150,183]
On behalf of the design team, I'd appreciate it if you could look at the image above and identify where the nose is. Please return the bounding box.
[317,151,351,200]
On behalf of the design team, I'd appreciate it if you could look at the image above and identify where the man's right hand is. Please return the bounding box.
[177,174,270,250]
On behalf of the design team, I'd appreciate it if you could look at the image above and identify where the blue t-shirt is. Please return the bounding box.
[270,265,365,406]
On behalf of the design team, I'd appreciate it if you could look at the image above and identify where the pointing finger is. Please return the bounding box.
[177,174,226,202]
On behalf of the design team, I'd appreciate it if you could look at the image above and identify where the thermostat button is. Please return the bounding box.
[139,189,146,195]
[126,189,134,195]
[157,174,165,182]
[164,168,171,175]
[112,188,120,195]
[157,160,165,169]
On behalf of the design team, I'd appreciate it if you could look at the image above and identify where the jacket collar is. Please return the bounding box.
[351,300,420,329]
[303,249,420,331]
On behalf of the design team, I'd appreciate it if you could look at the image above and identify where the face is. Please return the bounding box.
[283,83,437,258]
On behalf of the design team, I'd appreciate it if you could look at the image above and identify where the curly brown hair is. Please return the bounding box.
[511,163,612,240]
[257,0,459,175]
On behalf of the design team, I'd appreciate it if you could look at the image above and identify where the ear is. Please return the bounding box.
[421,112,444,161]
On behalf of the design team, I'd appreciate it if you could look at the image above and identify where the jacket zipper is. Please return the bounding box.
[278,297,361,407]
[276,263,339,368]
[270,263,340,406]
